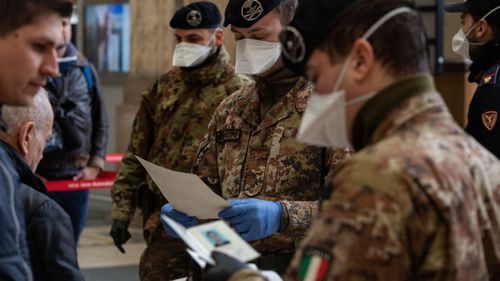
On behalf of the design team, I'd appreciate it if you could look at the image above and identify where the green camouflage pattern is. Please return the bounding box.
[110,48,251,280]
[192,74,350,255]
[139,225,189,281]
[285,76,500,280]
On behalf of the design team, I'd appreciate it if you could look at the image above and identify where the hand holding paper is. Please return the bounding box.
[161,204,199,238]
[160,215,260,269]
[218,199,282,241]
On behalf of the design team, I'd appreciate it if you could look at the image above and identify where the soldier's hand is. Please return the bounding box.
[218,199,282,241]
[202,251,249,281]
[161,204,199,238]
[109,220,131,253]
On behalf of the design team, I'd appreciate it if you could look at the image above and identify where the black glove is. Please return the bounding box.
[109,220,131,253]
[202,251,248,281]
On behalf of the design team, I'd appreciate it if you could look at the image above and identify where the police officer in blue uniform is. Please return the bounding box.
[446,0,500,159]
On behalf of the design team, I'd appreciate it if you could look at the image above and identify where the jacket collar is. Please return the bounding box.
[469,39,500,83]
[0,139,47,193]
[352,74,450,150]
[0,105,8,132]
[239,73,310,132]
[181,47,235,86]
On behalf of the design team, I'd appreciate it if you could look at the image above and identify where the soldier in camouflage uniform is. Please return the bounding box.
[109,2,250,280]
[162,0,349,275]
[201,1,500,280]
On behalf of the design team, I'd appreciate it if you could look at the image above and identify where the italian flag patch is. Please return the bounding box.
[299,248,332,281]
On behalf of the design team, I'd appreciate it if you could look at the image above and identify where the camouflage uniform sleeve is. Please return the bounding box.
[280,148,350,237]
[192,110,222,195]
[111,81,158,222]
[285,159,441,281]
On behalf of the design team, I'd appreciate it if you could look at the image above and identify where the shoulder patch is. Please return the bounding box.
[299,247,332,281]
[216,129,242,143]
[479,64,500,87]
[482,111,498,131]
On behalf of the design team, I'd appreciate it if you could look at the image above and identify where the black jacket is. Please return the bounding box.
[0,136,32,280]
[0,140,84,281]
[38,43,108,179]
[20,184,85,281]
[466,39,500,159]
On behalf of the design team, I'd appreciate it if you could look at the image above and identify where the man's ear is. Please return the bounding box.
[350,38,375,82]
[475,19,493,40]
[18,122,35,157]
[214,28,224,48]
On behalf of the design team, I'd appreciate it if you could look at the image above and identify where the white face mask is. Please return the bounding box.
[235,39,282,75]
[172,32,216,68]
[297,7,414,149]
[298,90,375,148]
[452,6,500,60]
[452,27,474,60]
[172,43,212,67]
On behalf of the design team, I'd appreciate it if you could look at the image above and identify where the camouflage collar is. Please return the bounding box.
[238,77,310,130]
[181,47,234,85]
[352,74,443,150]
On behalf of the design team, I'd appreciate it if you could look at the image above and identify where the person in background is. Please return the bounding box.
[202,0,500,280]
[163,0,349,275]
[0,90,84,281]
[445,0,500,159]
[0,0,73,279]
[37,2,109,243]
[109,2,250,280]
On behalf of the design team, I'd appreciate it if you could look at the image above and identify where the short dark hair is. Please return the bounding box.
[318,0,429,77]
[275,0,298,25]
[471,13,500,38]
[0,0,73,37]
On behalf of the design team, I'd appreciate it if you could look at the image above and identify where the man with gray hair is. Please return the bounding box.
[0,0,73,278]
[0,90,84,281]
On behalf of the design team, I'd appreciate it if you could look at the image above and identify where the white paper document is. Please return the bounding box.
[136,156,230,219]
[161,215,260,268]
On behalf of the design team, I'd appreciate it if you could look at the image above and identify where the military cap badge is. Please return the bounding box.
[186,10,202,27]
[241,0,264,22]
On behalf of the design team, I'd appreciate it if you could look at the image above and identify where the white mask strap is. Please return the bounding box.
[481,5,500,21]
[331,6,414,94]
[362,7,414,40]
[465,5,500,37]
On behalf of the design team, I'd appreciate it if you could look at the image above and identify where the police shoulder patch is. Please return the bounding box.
[299,247,332,281]
[216,129,242,143]
[482,111,498,131]
[479,64,500,87]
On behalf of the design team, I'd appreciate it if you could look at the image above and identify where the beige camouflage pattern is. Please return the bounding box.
[110,48,250,280]
[192,71,350,255]
[284,75,500,281]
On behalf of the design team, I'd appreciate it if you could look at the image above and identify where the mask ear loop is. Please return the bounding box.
[331,6,415,95]
[465,5,500,39]
[207,28,221,55]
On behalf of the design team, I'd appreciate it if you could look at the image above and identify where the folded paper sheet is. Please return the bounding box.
[137,156,230,219]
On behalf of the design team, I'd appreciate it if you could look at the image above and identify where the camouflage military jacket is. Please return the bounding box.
[192,70,349,254]
[111,48,250,225]
[284,75,500,280]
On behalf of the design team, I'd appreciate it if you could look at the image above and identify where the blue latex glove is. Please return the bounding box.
[161,204,199,238]
[218,199,282,241]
